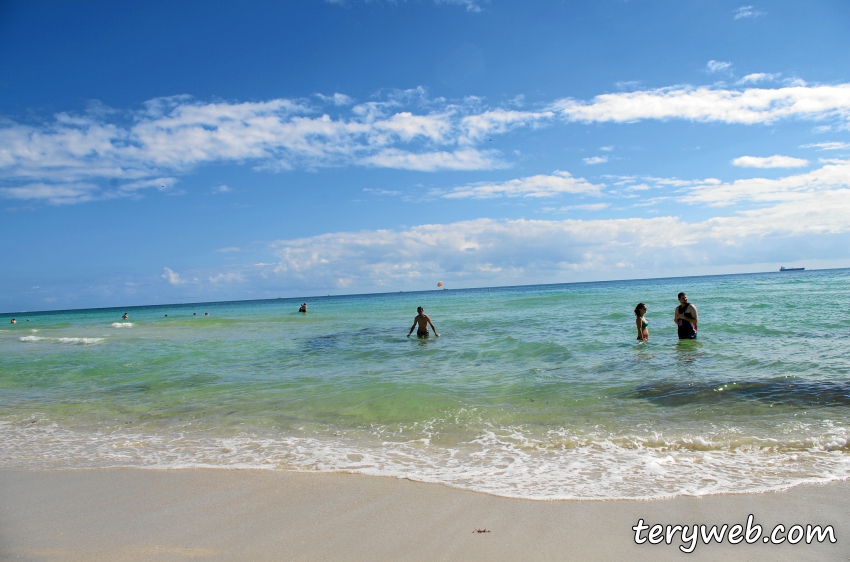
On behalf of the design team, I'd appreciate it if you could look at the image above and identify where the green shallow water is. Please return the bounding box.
[2,270,850,499]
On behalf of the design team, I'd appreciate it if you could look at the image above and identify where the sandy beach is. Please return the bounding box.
[0,468,846,561]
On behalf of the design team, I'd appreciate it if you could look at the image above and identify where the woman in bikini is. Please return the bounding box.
[634,303,649,342]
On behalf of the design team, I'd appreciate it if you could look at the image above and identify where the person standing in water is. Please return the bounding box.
[674,292,698,339]
[299,303,307,313]
[634,303,649,341]
[407,307,439,338]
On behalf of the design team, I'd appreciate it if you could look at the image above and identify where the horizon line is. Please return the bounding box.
[2,267,838,317]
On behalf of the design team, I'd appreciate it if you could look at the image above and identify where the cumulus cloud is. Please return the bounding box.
[706,60,733,74]
[732,155,809,168]
[583,156,608,165]
[440,171,601,199]
[552,83,850,125]
[161,267,186,285]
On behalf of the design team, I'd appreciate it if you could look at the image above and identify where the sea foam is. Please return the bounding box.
[19,335,104,344]
[2,417,849,500]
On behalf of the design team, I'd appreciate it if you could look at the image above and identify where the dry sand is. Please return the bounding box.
[1,468,847,561]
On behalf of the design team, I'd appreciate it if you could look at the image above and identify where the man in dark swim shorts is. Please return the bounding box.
[407,306,439,338]
[674,292,698,339]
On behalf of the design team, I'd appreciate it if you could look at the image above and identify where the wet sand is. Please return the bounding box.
[0,468,846,561]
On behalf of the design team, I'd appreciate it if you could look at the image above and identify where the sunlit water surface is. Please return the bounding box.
[2,270,850,499]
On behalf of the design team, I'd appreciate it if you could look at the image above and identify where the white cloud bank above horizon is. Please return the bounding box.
[160,162,847,294]
[254,185,850,291]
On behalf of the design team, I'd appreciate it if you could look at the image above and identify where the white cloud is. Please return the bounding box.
[434,0,486,11]
[682,160,850,206]
[209,272,246,283]
[0,91,547,197]
[460,109,553,143]
[583,156,608,165]
[264,188,850,289]
[441,171,602,199]
[316,93,354,106]
[326,0,485,11]
[732,155,809,168]
[734,5,765,19]
[800,142,850,151]
[364,188,402,196]
[552,83,850,125]
[360,148,500,171]
[6,82,850,206]
[212,184,232,194]
[161,267,186,285]
[561,203,610,211]
[0,182,100,205]
[737,73,779,85]
[706,60,733,74]
[0,177,178,205]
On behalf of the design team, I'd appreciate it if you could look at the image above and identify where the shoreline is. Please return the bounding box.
[1,468,846,561]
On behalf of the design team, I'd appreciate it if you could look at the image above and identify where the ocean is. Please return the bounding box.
[2,270,849,500]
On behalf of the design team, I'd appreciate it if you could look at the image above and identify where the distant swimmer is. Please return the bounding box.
[634,303,649,341]
[165,314,168,317]
[193,313,197,316]
[122,313,128,320]
[299,303,307,313]
[10,318,16,324]
[674,292,698,340]
[205,312,210,316]
[407,306,439,338]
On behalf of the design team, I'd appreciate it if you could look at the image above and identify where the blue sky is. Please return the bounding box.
[2,0,850,311]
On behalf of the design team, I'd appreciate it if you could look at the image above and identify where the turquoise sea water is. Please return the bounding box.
[2,270,850,499]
